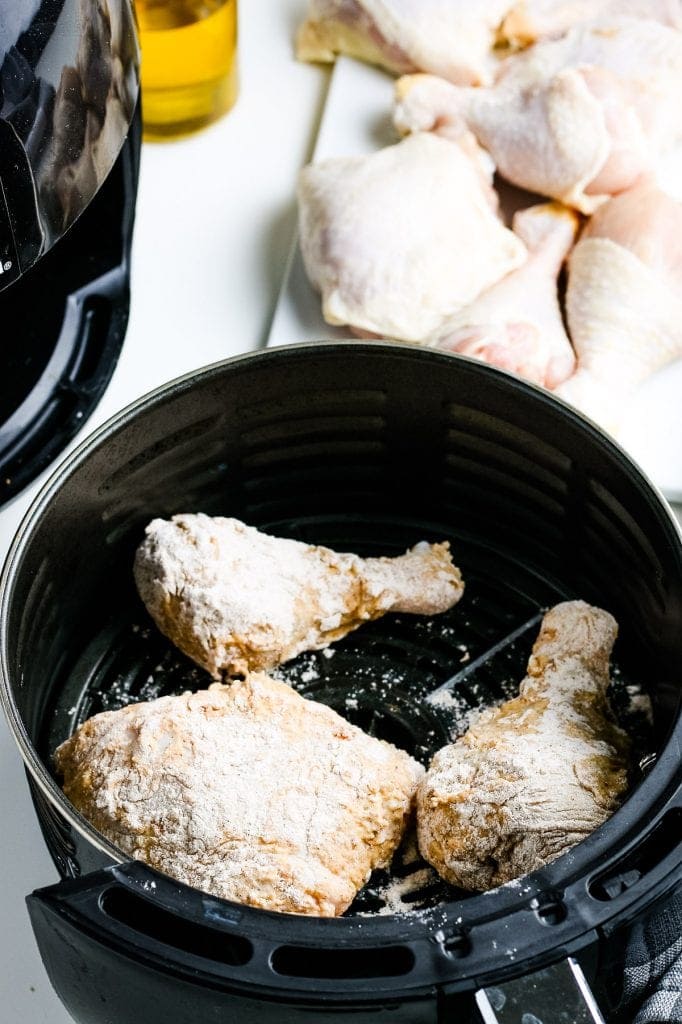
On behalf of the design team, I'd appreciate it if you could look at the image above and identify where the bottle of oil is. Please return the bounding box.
[134,0,238,140]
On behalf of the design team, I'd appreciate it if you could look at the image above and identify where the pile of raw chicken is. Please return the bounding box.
[296,0,682,432]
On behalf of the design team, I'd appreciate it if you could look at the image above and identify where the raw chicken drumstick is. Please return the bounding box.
[296,0,514,86]
[394,16,682,212]
[134,513,464,677]
[436,202,579,388]
[55,673,424,916]
[554,179,682,431]
[500,0,682,48]
[417,601,630,891]
[297,132,526,344]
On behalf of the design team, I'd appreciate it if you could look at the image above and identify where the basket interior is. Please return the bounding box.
[6,345,681,916]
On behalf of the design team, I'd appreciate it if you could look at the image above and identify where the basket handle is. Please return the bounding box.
[475,957,606,1023]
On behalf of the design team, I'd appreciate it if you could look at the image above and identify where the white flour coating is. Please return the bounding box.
[55,673,424,916]
[366,867,438,916]
[418,601,631,891]
[625,684,654,725]
[134,514,464,677]
[427,687,484,738]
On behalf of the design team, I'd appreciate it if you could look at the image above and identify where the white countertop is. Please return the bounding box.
[0,2,325,1019]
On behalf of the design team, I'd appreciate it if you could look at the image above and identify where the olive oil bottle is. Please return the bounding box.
[135,0,238,140]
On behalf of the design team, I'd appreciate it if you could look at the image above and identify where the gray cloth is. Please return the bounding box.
[621,890,682,1023]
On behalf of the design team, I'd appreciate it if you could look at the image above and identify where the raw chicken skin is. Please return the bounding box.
[500,0,682,47]
[437,202,578,388]
[394,17,682,212]
[554,180,682,430]
[134,513,465,677]
[297,132,526,343]
[296,0,513,85]
[417,601,630,891]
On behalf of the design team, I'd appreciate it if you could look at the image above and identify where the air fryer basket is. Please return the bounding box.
[1,342,681,1024]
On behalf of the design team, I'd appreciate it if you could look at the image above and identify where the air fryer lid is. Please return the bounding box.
[0,0,141,506]
[0,99,140,507]
[0,0,139,290]
[2,344,682,1021]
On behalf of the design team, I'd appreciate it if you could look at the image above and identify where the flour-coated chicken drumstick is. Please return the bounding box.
[134,513,464,677]
[417,601,630,891]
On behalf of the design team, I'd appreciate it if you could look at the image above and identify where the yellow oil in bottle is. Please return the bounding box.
[135,0,238,140]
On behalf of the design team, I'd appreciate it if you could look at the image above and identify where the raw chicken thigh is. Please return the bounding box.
[554,179,682,430]
[134,513,464,677]
[55,674,423,916]
[297,132,526,343]
[296,0,513,85]
[394,16,682,212]
[436,202,578,388]
[500,0,682,47]
[417,601,630,891]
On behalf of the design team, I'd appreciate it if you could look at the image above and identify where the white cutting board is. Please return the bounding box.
[267,56,682,503]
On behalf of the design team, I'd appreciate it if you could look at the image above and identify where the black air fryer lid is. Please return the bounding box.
[0,0,140,505]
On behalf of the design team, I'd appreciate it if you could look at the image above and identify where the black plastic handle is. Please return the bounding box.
[27,861,439,1023]
[476,958,606,1024]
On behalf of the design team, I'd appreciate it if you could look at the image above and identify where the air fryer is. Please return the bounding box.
[1,343,681,1024]
[0,0,140,505]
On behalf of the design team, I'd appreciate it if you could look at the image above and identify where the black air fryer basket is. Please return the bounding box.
[1,342,681,1024]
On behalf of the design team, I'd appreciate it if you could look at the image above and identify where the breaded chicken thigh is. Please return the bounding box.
[55,674,424,916]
